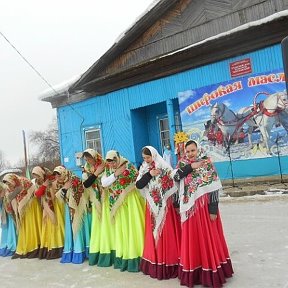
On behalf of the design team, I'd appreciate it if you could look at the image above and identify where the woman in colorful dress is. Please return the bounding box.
[32,166,65,259]
[135,146,181,280]
[81,148,115,267]
[174,140,233,288]
[101,150,145,272]
[54,166,90,264]
[0,182,17,256]
[2,173,42,259]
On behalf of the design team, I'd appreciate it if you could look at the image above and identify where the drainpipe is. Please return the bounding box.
[166,99,177,167]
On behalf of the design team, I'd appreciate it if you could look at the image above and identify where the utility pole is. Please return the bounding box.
[22,130,29,178]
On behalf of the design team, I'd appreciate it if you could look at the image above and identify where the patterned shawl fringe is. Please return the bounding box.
[10,198,20,232]
[85,186,102,219]
[152,197,170,246]
[179,179,222,223]
[69,190,89,237]
[110,183,135,224]
[181,189,220,223]
[1,205,7,225]
[148,185,177,244]
[17,186,35,221]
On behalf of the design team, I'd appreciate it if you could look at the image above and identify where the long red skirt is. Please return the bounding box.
[140,199,181,280]
[178,195,233,288]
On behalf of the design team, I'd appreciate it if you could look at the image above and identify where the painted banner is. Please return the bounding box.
[178,69,288,162]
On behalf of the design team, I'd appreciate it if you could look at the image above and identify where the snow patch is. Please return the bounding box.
[39,74,81,100]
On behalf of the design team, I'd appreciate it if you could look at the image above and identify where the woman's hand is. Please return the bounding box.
[191,160,205,169]
[63,180,72,190]
[94,163,105,177]
[43,179,49,187]
[114,163,127,177]
[210,214,217,221]
[149,168,161,177]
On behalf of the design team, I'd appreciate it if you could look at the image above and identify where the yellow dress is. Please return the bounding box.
[38,198,65,259]
[13,197,42,258]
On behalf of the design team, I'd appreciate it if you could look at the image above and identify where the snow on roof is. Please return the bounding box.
[114,0,161,44]
[40,9,288,102]
[39,74,81,100]
[152,10,288,62]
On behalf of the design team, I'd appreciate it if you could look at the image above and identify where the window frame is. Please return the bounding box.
[83,125,103,155]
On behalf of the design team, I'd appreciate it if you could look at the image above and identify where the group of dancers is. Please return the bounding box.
[0,140,233,287]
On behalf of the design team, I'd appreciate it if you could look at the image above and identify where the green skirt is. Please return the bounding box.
[89,191,115,267]
[89,188,145,272]
[113,188,145,272]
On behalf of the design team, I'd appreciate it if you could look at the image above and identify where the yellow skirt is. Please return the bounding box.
[39,199,65,259]
[13,197,42,259]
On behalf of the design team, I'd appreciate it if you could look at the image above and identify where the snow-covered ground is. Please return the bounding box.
[0,194,288,288]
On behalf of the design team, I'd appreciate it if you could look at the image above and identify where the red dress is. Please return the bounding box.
[140,198,181,279]
[136,146,182,280]
[178,194,233,288]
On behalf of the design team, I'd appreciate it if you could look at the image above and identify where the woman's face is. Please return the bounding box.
[185,143,198,160]
[84,155,96,166]
[142,153,153,164]
[107,159,118,169]
[32,173,43,185]
[4,181,15,192]
[53,171,65,182]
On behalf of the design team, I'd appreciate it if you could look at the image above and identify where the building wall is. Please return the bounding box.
[57,43,287,178]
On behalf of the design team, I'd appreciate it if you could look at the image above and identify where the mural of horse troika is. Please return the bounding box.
[210,91,288,153]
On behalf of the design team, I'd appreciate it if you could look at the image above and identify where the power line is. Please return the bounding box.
[0,30,84,121]
[0,30,57,94]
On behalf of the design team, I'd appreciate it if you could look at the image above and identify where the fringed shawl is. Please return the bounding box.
[83,148,104,218]
[103,150,138,222]
[176,147,222,223]
[137,146,177,243]
[3,174,36,230]
[32,166,57,224]
[54,167,87,237]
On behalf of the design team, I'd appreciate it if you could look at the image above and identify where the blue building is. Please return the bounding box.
[42,0,288,179]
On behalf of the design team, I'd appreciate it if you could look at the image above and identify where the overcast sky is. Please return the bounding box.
[0,0,155,166]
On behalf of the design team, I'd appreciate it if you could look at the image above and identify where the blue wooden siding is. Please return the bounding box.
[131,107,149,168]
[57,43,288,178]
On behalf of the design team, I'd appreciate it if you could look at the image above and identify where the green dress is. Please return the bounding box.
[87,173,116,266]
[102,163,145,272]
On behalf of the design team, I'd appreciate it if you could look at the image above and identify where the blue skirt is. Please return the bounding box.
[60,204,91,264]
[0,212,17,257]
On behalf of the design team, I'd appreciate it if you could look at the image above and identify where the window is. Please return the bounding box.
[159,118,170,150]
[159,114,182,154]
[84,128,102,155]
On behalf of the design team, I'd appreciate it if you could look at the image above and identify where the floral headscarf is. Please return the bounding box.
[137,146,177,242]
[2,173,21,188]
[105,150,128,171]
[32,166,53,184]
[83,148,104,173]
[176,141,222,223]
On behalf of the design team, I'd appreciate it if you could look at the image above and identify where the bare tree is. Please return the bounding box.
[0,150,7,171]
[29,118,60,167]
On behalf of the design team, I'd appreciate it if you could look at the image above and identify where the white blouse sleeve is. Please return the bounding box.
[101,173,117,187]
